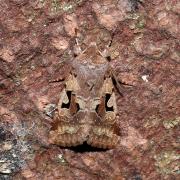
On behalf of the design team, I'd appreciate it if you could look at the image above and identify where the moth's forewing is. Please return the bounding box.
[49,74,89,147]
[87,77,120,149]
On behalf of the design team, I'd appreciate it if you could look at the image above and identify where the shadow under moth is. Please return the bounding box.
[48,42,123,149]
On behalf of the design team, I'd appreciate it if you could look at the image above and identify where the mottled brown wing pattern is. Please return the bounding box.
[48,44,120,149]
[87,76,120,149]
[49,74,90,147]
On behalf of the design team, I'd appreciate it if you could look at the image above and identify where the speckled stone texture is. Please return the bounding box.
[0,0,179,179]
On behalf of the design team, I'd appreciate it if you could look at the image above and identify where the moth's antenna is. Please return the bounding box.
[74,28,82,56]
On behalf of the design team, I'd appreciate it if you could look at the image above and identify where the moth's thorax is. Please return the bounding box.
[71,48,109,97]
[75,45,108,65]
[75,67,108,97]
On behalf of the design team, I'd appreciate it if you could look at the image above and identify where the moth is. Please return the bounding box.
[48,42,123,149]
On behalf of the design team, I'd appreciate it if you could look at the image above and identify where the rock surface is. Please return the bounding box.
[0,0,179,179]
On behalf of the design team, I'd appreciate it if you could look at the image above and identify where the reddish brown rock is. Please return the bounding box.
[0,0,179,180]
[155,11,179,38]
[92,0,132,30]
[0,48,15,62]
[51,36,69,51]
[63,14,78,37]
[133,33,171,59]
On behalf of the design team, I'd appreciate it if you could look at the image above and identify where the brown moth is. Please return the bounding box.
[48,42,122,149]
